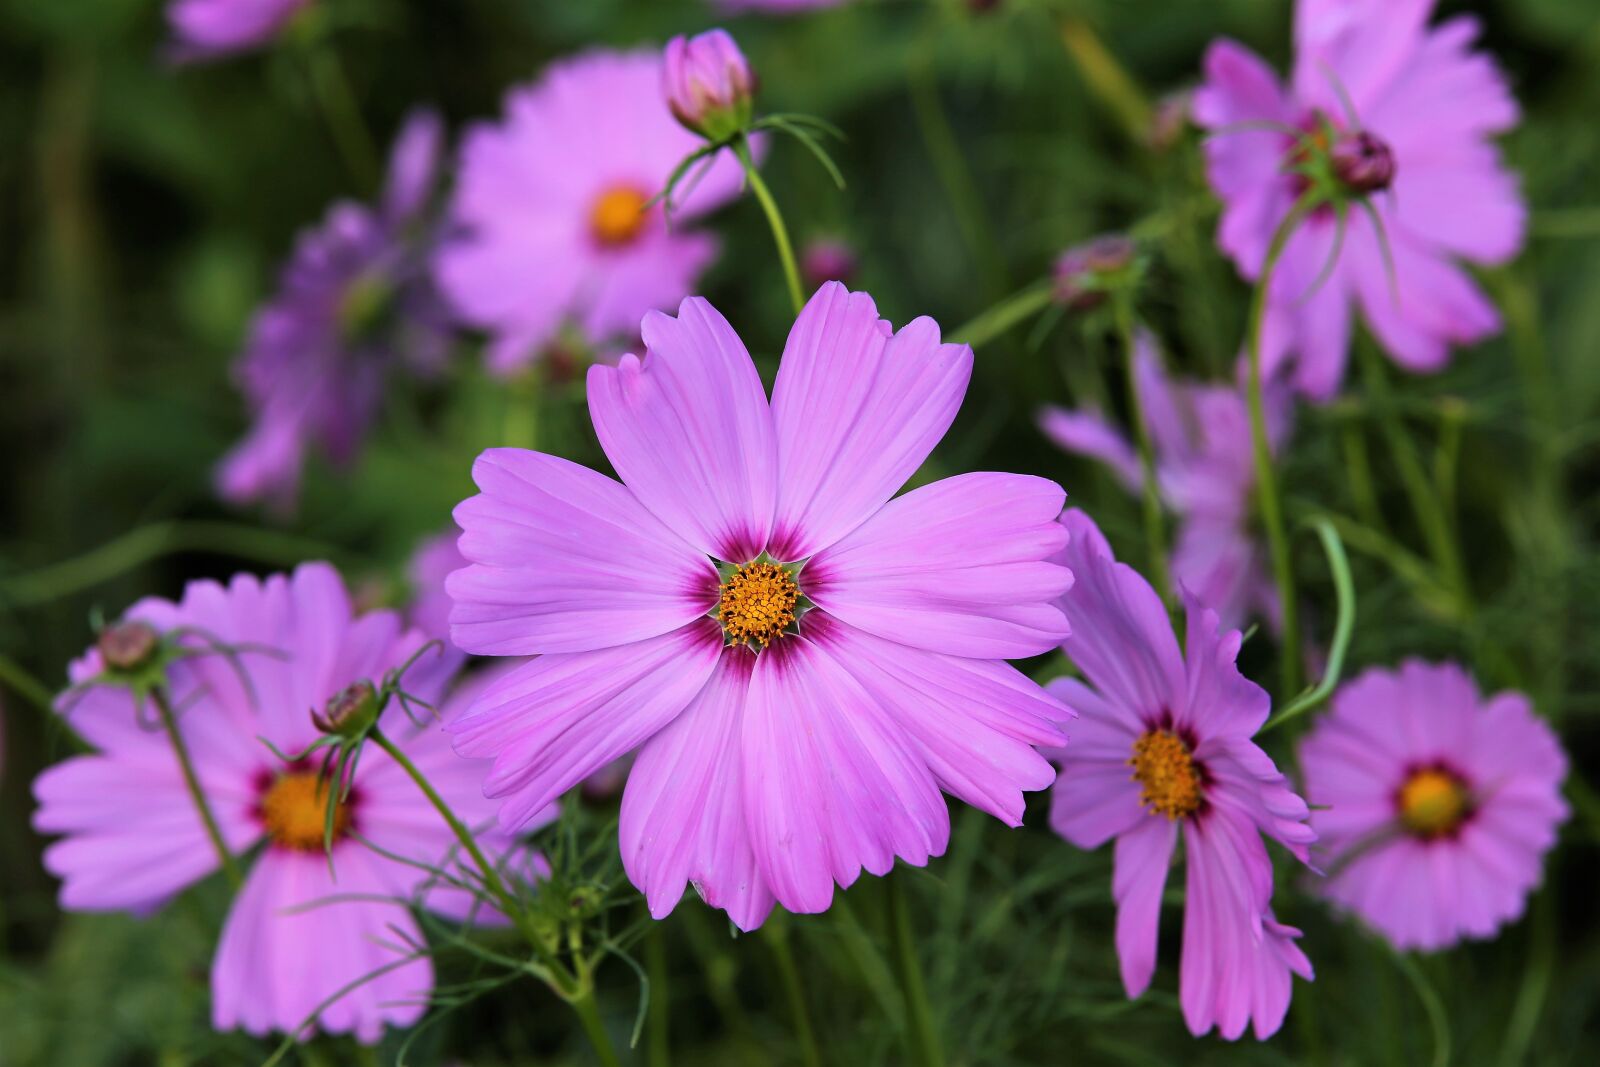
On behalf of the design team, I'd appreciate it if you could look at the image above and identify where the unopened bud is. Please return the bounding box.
[1053,234,1138,311]
[664,29,755,143]
[801,237,856,289]
[97,620,160,672]
[315,679,379,737]
[1331,130,1395,195]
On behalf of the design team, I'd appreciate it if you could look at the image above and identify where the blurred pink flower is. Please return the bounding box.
[1039,333,1292,632]
[1047,509,1315,1041]
[800,237,856,289]
[167,0,309,62]
[447,282,1072,929]
[1298,660,1568,951]
[32,564,543,1044]
[435,50,748,377]
[217,111,453,510]
[1193,0,1525,400]
[407,528,466,648]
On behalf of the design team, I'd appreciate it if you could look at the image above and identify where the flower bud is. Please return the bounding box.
[97,620,160,673]
[314,679,379,737]
[801,237,856,289]
[664,29,755,143]
[1146,90,1191,152]
[1331,130,1396,195]
[1052,234,1138,311]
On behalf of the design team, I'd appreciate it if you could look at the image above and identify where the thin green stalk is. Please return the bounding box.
[0,520,350,607]
[151,686,243,890]
[1113,296,1170,602]
[734,135,804,315]
[887,875,944,1067]
[1059,16,1151,143]
[948,278,1054,350]
[304,45,378,190]
[763,921,823,1067]
[646,924,671,1067]
[0,652,59,717]
[1260,518,1354,734]
[1385,944,1451,1067]
[569,984,624,1067]
[1247,193,1316,698]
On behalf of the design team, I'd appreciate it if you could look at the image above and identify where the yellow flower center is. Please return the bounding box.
[1129,729,1203,819]
[1398,768,1470,837]
[718,562,800,649]
[589,185,650,247]
[261,771,349,851]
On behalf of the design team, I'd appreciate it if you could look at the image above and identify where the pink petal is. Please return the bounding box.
[805,472,1072,658]
[587,297,776,562]
[449,620,724,831]
[1036,406,1142,491]
[1291,0,1433,114]
[741,632,948,914]
[768,283,972,560]
[1178,590,1270,741]
[450,448,719,655]
[1113,816,1178,998]
[620,653,776,931]
[808,613,1068,827]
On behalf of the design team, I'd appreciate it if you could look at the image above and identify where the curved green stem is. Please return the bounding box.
[0,521,351,608]
[569,981,624,1067]
[1260,518,1354,734]
[763,921,823,1067]
[1113,296,1170,603]
[948,279,1054,350]
[0,653,59,717]
[1247,193,1316,699]
[735,135,805,315]
[887,875,944,1067]
[303,45,378,191]
[151,686,243,890]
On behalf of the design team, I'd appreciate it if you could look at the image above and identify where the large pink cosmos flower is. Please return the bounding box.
[1046,509,1315,1040]
[1298,660,1568,951]
[1193,0,1524,400]
[167,0,309,62]
[436,50,748,377]
[447,282,1074,929]
[1039,333,1291,633]
[32,564,529,1044]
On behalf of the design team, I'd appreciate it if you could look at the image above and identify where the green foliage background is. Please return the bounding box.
[2,0,1599,1063]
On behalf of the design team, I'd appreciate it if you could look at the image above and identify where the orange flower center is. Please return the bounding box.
[1130,729,1203,819]
[261,771,349,851]
[1398,768,1469,837]
[589,185,650,247]
[718,562,800,649]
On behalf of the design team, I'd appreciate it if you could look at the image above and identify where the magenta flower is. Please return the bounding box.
[1298,661,1568,951]
[447,282,1073,929]
[664,29,755,141]
[1193,0,1525,400]
[167,0,309,62]
[1039,333,1292,632]
[435,50,748,377]
[1046,509,1315,1040]
[32,564,521,1043]
[217,110,452,510]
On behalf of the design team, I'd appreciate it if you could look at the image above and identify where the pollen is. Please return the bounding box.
[261,771,350,852]
[1398,767,1470,837]
[589,184,650,247]
[1129,729,1203,819]
[718,562,800,649]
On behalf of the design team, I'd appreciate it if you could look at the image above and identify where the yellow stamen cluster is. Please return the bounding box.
[718,562,800,649]
[261,772,349,852]
[1398,768,1469,837]
[1130,729,1203,819]
[590,185,650,247]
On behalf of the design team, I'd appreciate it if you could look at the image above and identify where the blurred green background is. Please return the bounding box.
[3,0,1599,1063]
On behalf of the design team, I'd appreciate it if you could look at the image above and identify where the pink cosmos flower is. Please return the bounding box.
[435,50,748,377]
[32,564,528,1044]
[1046,509,1315,1040]
[167,0,309,62]
[447,282,1073,929]
[1039,333,1291,632]
[1298,660,1568,951]
[408,528,466,647]
[218,110,452,510]
[1193,0,1525,400]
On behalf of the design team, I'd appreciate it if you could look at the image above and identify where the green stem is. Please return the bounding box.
[304,45,378,191]
[1247,194,1315,698]
[0,653,59,717]
[0,520,351,607]
[1260,518,1354,734]
[569,983,624,1067]
[646,925,671,1067]
[948,279,1054,350]
[1113,296,1170,602]
[1059,16,1151,144]
[887,875,944,1067]
[151,686,242,890]
[734,135,804,316]
[763,921,823,1067]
